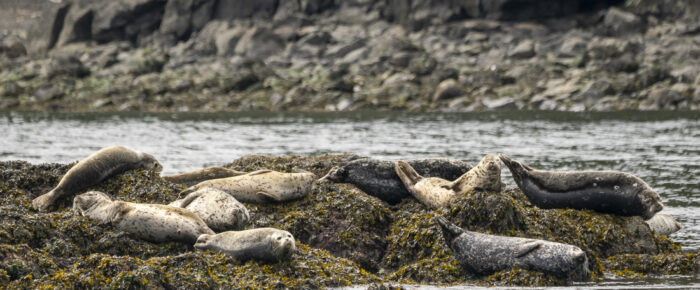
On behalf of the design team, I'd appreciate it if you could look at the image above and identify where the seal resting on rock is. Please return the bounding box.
[436,216,589,280]
[499,155,663,219]
[319,158,472,204]
[195,228,296,262]
[162,166,245,187]
[33,145,163,212]
[73,191,214,244]
[645,213,682,236]
[394,155,503,208]
[179,170,315,204]
[169,187,250,232]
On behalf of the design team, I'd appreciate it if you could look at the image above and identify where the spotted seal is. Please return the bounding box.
[73,191,214,244]
[169,187,250,232]
[162,167,245,187]
[319,158,472,204]
[32,145,163,212]
[436,216,589,280]
[645,213,681,236]
[499,155,663,219]
[394,155,503,208]
[195,228,296,262]
[179,170,315,204]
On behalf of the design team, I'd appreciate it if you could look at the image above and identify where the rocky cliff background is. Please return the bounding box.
[1,0,699,112]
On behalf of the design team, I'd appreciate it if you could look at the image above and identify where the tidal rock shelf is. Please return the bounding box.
[0,155,697,288]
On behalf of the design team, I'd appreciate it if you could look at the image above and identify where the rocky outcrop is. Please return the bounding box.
[0,0,699,112]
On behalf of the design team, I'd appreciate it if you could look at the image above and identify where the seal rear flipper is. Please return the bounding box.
[515,241,542,258]
[194,234,212,249]
[434,216,464,244]
[395,161,423,187]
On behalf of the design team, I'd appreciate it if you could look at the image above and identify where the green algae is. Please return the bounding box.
[0,155,693,288]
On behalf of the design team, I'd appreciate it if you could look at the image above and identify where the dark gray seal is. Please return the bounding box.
[499,155,663,219]
[319,158,472,204]
[32,145,163,212]
[436,216,589,280]
[162,166,245,187]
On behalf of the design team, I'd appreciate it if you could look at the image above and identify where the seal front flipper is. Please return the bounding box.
[395,161,422,187]
[258,191,281,202]
[177,187,196,200]
[32,191,57,212]
[435,216,464,244]
[516,241,542,258]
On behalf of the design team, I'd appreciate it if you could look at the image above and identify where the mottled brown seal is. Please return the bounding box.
[195,228,296,262]
[319,158,472,204]
[33,145,162,212]
[162,167,245,187]
[436,216,589,280]
[499,154,664,219]
[169,187,250,232]
[73,191,214,244]
[179,170,315,204]
[394,155,503,208]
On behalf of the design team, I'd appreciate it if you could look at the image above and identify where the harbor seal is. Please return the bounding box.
[394,155,503,208]
[499,155,663,219]
[162,167,245,187]
[180,170,315,204]
[645,213,682,236]
[436,216,589,280]
[319,158,472,204]
[32,145,163,212]
[73,191,214,244]
[195,228,296,262]
[168,187,250,232]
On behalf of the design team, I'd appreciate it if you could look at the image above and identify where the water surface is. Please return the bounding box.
[1,110,698,286]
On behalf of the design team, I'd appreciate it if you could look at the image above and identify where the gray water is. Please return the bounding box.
[1,110,698,287]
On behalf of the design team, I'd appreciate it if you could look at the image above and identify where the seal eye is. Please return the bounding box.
[277,236,282,240]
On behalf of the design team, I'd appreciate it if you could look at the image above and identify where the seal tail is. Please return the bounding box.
[434,216,464,245]
[395,161,422,187]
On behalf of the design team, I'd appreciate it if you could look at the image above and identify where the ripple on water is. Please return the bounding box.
[1,111,698,251]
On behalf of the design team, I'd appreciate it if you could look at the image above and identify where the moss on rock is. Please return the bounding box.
[0,155,690,287]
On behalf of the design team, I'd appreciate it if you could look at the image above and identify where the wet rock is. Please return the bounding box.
[483,97,519,110]
[33,85,64,101]
[26,1,70,56]
[603,7,643,36]
[670,66,699,84]
[408,54,437,76]
[56,3,94,47]
[432,79,465,102]
[160,0,215,41]
[213,0,278,19]
[234,27,285,61]
[558,36,587,58]
[91,0,168,45]
[508,40,536,59]
[215,27,246,56]
[46,54,90,78]
[0,40,28,59]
